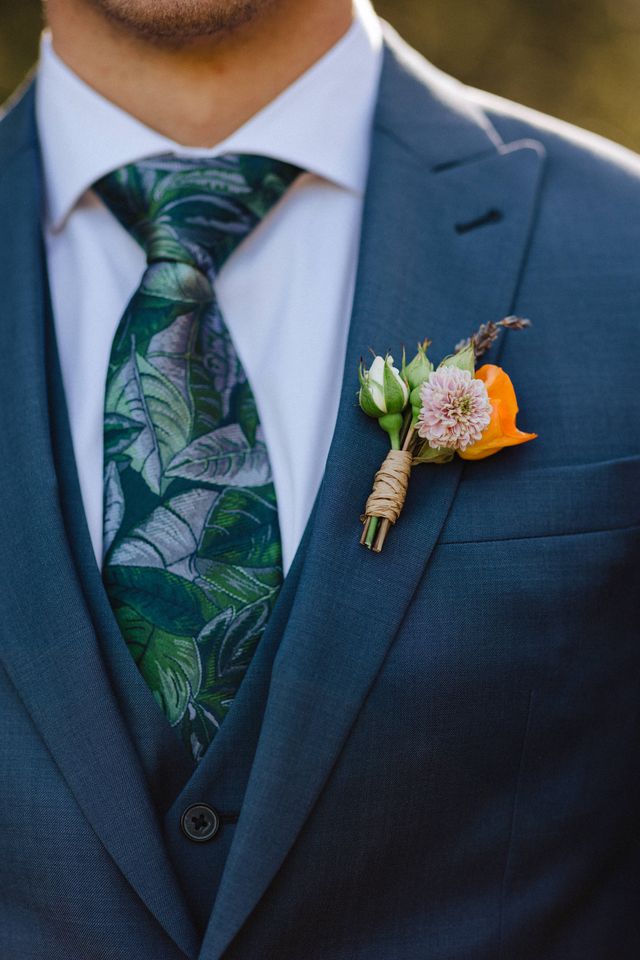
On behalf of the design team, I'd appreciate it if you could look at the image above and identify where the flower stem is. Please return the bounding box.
[379,412,403,451]
[365,516,379,549]
[402,423,417,453]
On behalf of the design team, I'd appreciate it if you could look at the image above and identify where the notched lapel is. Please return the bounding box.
[202,33,546,959]
[0,88,198,959]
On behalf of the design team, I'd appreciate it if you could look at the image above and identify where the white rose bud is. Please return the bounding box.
[358,355,409,449]
[359,355,409,417]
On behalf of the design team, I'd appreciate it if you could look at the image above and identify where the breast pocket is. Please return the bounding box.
[420,452,640,695]
[438,454,640,544]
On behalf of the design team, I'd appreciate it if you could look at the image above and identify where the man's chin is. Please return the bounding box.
[83,0,273,46]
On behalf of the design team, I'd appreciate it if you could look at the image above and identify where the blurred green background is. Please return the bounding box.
[2,0,640,151]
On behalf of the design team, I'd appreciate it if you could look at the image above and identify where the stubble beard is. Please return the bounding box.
[81,0,276,46]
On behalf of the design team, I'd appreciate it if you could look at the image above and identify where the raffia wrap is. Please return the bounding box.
[362,449,412,524]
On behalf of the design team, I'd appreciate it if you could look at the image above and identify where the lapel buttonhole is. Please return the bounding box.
[455,208,504,234]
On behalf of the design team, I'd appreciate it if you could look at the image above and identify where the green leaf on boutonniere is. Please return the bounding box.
[412,441,455,465]
[438,341,475,375]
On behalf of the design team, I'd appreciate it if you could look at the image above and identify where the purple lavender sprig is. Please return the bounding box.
[455,316,531,360]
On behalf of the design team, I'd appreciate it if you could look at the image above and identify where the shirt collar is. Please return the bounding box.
[36,0,383,232]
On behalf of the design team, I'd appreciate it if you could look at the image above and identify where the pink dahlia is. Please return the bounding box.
[417,366,492,450]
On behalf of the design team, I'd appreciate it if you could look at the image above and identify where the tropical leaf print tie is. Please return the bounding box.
[94,155,300,762]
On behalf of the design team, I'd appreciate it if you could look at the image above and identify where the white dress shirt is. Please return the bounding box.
[36,1,383,574]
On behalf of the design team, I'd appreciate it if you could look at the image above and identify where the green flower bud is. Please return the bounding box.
[402,340,434,391]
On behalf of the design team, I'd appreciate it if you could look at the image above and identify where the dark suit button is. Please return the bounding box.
[180,803,220,842]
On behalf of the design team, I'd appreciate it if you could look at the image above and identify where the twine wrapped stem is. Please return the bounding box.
[361,424,416,552]
[362,449,412,521]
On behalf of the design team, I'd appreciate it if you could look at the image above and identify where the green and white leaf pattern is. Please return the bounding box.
[199,308,243,420]
[118,606,202,726]
[105,565,214,636]
[106,346,193,495]
[199,602,270,682]
[110,488,220,579]
[232,379,259,446]
[179,601,271,759]
[96,153,300,760]
[104,413,144,460]
[165,424,271,486]
[103,460,125,555]
[199,485,281,567]
[195,562,281,611]
[146,312,199,406]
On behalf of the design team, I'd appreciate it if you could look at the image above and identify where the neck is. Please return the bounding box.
[46,0,354,147]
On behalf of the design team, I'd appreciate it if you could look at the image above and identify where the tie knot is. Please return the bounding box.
[94,153,301,272]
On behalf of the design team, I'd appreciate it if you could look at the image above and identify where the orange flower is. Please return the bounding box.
[459,364,536,460]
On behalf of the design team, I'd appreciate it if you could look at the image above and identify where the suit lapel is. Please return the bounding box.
[202,29,546,959]
[0,87,199,959]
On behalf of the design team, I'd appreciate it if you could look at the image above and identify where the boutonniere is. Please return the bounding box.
[358,317,537,552]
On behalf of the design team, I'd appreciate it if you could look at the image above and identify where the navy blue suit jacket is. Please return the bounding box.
[0,26,639,960]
